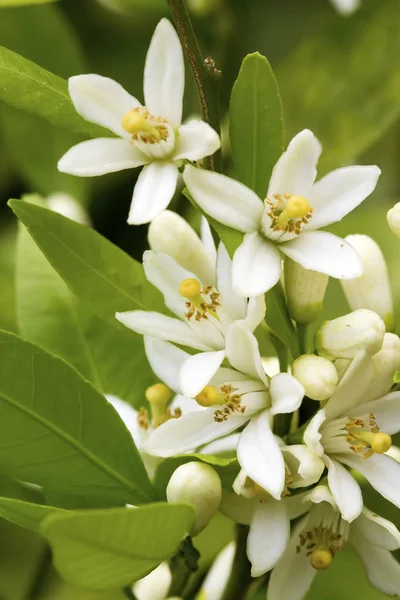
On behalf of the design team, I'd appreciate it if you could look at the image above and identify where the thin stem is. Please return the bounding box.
[220,525,252,600]
[168,537,200,597]
[297,323,309,355]
[166,0,221,172]
[123,587,138,600]
[270,333,288,372]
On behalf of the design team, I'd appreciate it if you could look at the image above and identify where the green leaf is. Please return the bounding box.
[0,497,63,532]
[0,46,105,138]
[41,503,195,590]
[0,221,17,333]
[277,0,400,172]
[0,329,154,507]
[0,0,58,4]
[265,283,300,360]
[16,209,156,407]
[230,52,284,198]
[9,200,165,323]
[154,454,239,499]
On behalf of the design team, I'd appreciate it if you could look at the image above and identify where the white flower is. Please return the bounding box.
[330,0,361,16]
[387,201,400,238]
[340,235,394,331]
[268,485,400,600]
[227,443,323,576]
[304,336,400,522]
[133,562,172,600]
[116,216,265,384]
[183,130,380,296]
[143,322,304,502]
[58,19,220,225]
[199,542,235,600]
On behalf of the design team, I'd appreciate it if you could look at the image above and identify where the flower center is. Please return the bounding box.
[179,278,221,321]
[265,193,313,235]
[121,107,169,144]
[138,383,181,430]
[195,384,245,421]
[345,413,392,459]
[297,506,348,570]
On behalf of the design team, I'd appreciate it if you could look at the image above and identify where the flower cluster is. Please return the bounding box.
[60,17,400,600]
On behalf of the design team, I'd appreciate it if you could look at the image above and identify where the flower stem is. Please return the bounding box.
[220,525,252,600]
[168,536,200,596]
[166,0,221,172]
[297,322,309,355]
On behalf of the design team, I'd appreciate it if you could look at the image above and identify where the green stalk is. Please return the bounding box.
[166,0,222,172]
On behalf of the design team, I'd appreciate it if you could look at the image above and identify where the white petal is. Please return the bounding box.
[232,233,281,297]
[128,162,178,225]
[144,19,184,127]
[349,531,400,597]
[106,395,140,446]
[226,322,267,384]
[247,500,289,576]
[267,129,322,198]
[267,518,316,600]
[146,407,248,456]
[143,250,191,316]
[180,350,226,398]
[354,507,400,551]
[68,74,140,138]
[144,337,188,394]
[174,120,220,161]
[219,491,255,526]
[216,244,247,321]
[324,455,363,522]
[285,491,313,520]
[200,432,240,455]
[116,311,211,351]
[340,453,400,509]
[270,373,304,415]
[306,165,381,230]
[183,165,263,233]
[200,543,235,600]
[58,138,147,176]
[304,484,337,508]
[237,411,285,500]
[324,350,374,420]
[282,445,324,488]
[133,562,171,600]
[280,231,363,279]
[350,392,400,435]
[201,217,217,263]
[303,409,326,457]
[244,295,266,332]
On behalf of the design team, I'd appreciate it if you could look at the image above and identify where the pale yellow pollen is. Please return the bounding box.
[196,386,223,407]
[145,382,172,405]
[121,107,168,144]
[179,278,202,299]
[310,548,333,570]
[277,195,312,224]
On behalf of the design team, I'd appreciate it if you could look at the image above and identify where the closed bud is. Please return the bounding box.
[148,211,215,283]
[47,193,90,226]
[363,333,400,402]
[340,235,394,332]
[284,257,328,324]
[167,462,222,535]
[292,354,338,401]
[387,202,400,239]
[315,309,385,360]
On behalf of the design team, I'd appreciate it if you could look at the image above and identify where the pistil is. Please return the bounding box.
[179,278,220,321]
[121,107,169,144]
[345,413,392,458]
[265,193,313,234]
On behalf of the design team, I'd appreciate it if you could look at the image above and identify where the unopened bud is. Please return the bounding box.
[292,355,338,401]
[363,333,400,402]
[166,462,222,535]
[340,235,394,332]
[315,309,385,360]
[47,193,90,226]
[148,211,215,283]
[284,257,328,324]
[387,202,400,239]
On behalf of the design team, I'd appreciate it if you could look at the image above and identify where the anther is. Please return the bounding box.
[310,548,333,570]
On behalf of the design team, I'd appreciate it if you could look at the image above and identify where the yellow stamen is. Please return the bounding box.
[122,109,162,139]
[310,548,333,570]
[179,278,202,299]
[145,383,172,405]
[277,195,311,224]
[362,431,392,454]
[196,386,224,407]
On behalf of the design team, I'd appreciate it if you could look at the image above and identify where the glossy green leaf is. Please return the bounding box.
[0,497,63,532]
[16,212,156,407]
[9,200,165,323]
[0,0,58,5]
[230,52,284,198]
[265,283,300,360]
[277,0,400,172]
[154,454,239,499]
[0,46,105,138]
[42,503,195,590]
[0,329,154,507]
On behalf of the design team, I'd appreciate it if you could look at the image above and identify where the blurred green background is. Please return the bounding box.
[0,0,400,598]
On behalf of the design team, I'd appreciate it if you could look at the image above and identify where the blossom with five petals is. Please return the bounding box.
[304,333,400,522]
[268,485,400,600]
[183,129,380,296]
[58,19,220,225]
